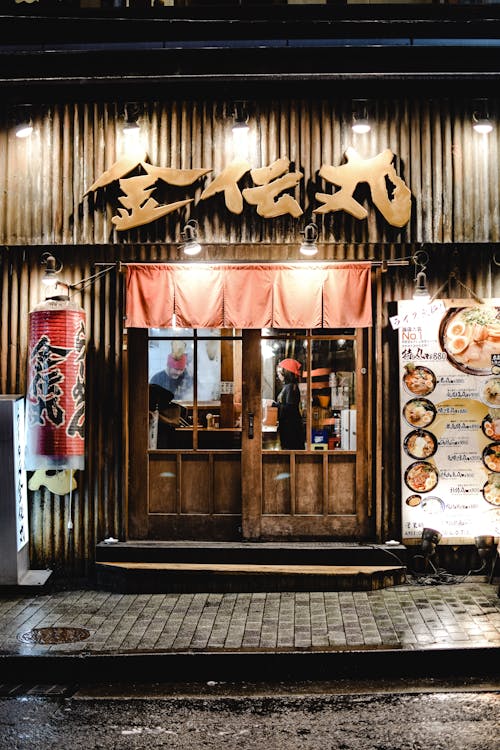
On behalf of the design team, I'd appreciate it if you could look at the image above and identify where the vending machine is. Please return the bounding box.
[0,395,52,587]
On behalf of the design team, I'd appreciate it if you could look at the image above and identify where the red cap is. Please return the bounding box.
[278,358,302,377]
[167,353,187,371]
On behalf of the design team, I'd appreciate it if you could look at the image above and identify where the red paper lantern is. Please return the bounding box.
[25,298,86,470]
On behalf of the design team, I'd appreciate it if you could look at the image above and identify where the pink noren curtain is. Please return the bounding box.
[125,262,372,329]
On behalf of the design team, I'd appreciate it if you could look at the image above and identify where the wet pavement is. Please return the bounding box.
[0,578,499,683]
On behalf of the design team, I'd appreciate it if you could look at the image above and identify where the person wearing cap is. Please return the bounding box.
[274,358,305,450]
[150,340,193,399]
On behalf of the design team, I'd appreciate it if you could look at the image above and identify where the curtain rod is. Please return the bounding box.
[95,259,410,269]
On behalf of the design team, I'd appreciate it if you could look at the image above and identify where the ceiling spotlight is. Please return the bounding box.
[123,102,141,133]
[181,220,202,256]
[472,100,493,134]
[352,100,371,134]
[299,222,319,257]
[15,106,33,139]
[232,101,249,134]
[473,115,493,135]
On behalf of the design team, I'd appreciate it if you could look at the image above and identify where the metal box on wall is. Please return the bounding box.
[0,395,51,587]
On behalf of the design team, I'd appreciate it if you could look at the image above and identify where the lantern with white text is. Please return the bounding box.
[25,298,86,470]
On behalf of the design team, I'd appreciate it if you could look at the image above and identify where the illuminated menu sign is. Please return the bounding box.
[397,299,500,543]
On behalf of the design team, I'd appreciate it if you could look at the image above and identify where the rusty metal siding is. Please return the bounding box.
[0,98,499,247]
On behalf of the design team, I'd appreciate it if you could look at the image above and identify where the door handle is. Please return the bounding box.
[247,412,254,439]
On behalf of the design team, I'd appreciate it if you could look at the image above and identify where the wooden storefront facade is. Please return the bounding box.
[0,6,499,578]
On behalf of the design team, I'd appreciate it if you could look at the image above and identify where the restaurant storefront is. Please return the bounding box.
[0,3,499,579]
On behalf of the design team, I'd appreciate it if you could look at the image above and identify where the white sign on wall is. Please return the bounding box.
[398,299,500,543]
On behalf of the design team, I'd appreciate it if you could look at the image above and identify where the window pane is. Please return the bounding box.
[262,338,306,451]
[310,338,356,451]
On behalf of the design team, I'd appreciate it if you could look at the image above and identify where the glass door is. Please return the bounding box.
[241,328,373,541]
[127,327,243,540]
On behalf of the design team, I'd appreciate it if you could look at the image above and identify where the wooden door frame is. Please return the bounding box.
[241,329,263,540]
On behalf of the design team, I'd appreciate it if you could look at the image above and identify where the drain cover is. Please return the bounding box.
[18,627,90,645]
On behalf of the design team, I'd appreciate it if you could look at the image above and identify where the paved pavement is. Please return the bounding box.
[0,578,499,683]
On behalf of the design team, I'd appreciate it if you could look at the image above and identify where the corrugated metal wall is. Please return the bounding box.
[0,98,499,576]
[1,98,499,246]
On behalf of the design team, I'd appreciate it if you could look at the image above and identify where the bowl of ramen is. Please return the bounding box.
[483,475,500,506]
[403,399,437,428]
[402,364,436,397]
[482,414,500,441]
[404,429,438,459]
[404,461,439,493]
[405,494,422,507]
[483,443,500,473]
[483,507,500,534]
[482,377,500,408]
[420,496,445,514]
[439,305,500,375]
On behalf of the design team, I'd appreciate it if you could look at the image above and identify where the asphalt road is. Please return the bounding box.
[0,680,498,750]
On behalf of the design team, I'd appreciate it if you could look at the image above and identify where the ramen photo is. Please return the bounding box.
[483,475,500,506]
[483,443,500,473]
[403,399,437,428]
[482,377,500,408]
[440,305,500,374]
[403,364,436,397]
[404,461,439,493]
[406,494,422,507]
[482,414,500,441]
[404,429,438,459]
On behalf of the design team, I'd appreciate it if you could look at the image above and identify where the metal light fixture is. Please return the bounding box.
[351,100,371,134]
[15,106,33,139]
[473,100,493,134]
[123,102,141,133]
[40,252,69,300]
[474,536,496,570]
[181,219,202,256]
[412,250,430,301]
[232,101,249,134]
[421,527,442,558]
[299,222,319,257]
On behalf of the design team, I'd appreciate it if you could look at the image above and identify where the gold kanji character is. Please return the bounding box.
[314,148,411,228]
[243,157,303,218]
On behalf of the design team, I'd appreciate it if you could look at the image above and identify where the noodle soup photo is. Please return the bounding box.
[482,414,500,441]
[403,399,437,428]
[403,364,436,397]
[439,305,500,375]
[482,377,500,408]
[404,429,438,459]
[482,443,500,473]
[483,474,500,506]
[404,461,439,493]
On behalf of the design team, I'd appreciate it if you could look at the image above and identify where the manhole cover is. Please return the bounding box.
[18,627,90,645]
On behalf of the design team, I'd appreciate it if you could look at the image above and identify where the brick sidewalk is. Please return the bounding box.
[1,581,499,656]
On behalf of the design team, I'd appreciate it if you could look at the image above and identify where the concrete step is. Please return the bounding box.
[96,540,408,568]
[95,560,407,594]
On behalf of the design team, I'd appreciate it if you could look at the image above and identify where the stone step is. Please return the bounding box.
[95,560,407,594]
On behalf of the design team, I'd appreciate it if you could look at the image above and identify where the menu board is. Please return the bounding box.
[396,299,500,543]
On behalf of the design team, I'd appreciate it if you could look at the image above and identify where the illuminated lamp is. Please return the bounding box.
[181,219,202,256]
[299,222,319,257]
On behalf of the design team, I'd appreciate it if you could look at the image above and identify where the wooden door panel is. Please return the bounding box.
[328,456,357,514]
[149,455,177,514]
[295,455,324,515]
[262,455,291,515]
[213,455,241,514]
